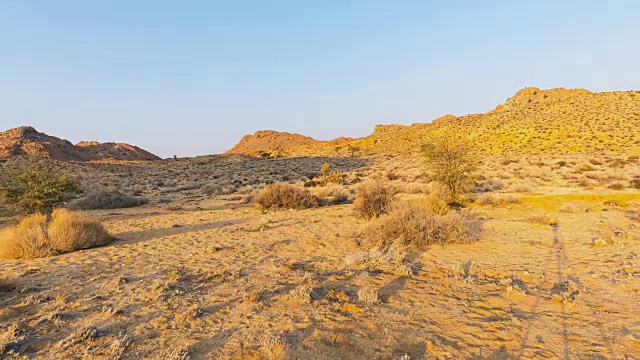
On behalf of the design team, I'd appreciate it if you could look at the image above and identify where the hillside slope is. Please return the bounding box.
[276,87,640,157]
[0,126,160,161]
[225,130,323,155]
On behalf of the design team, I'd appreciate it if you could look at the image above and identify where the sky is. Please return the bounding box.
[1,1,639,158]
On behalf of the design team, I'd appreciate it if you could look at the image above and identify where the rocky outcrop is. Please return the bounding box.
[0,126,160,161]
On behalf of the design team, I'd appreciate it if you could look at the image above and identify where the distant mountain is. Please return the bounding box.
[225,130,323,155]
[0,126,160,161]
[231,87,640,157]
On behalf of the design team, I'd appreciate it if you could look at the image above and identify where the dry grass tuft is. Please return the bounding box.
[252,183,319,211]
[526,214,559,226]
[359,202,482,249]
[357,287,380,304]
[0,209,113,259]
[559,203,579,213]
[47,209,113,252]
[310,184,353,204]
[289,285,312,304]
[353,181,395,219]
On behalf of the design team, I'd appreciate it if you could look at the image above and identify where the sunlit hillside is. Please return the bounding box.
[249,87,640,157]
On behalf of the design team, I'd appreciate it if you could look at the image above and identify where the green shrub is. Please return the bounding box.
[72,188,147,210]
[353,182,394,219]
[422,139,478,203]
[320,162,345,185]
[0,167,80,215]
[252,183,319,211]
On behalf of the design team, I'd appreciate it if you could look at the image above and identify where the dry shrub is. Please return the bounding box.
[410,195,450,215]
[201,183,222,196]
[476,193,504,206]
[559,203,578,213]
[359,202,482,249]
[252,183,319,211]
[526,214,559,226]
[311,184,352,200]
[0,213,53,259]
[474,179,504,193]
[353,182,394,219]
[631,177,640,189]
[607,182,625,190]
[0,209,113,259]
[48,209,113,252]
[72,188,147,210]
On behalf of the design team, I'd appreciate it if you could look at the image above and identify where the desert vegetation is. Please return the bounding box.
[71,188,148,210]
[0,87,639,358]
[252,182,320,210]
[422,138,477,203]
[358,202,482,249]
[0,166,80,215]
[353,181,395,218]
[0,209,112,259]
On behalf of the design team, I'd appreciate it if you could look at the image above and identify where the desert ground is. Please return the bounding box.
[1,153,639,359]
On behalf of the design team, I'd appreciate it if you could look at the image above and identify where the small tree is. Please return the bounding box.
[0,167,80,215]
[321,162,332,178]
[422,139,477,203]
[320,162,344,185]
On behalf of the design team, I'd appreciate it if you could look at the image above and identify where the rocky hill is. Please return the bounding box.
[225,130,323,155]
[266,87,640,157]
[0,126,160,161]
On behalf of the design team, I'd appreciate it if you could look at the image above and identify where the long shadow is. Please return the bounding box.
[518,224,561,358]
[551,224,571,360]
[112,219,246,245]
[377,276,408,302]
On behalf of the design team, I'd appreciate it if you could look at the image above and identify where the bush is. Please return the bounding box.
[311,184,353,204]
[353,182,394,219]
[358,202,482,249]
[474,179,505,193]
[0,209,112,259]
[409,195,450,215]
[559,203,578,213]
[320,162,345,185]
[71,188,147,210]
[631,177,640,189]
[202,183,222,196]
[252,183,319,211]
[476,193,504,206]
[0,167,80,215]
[607,182,625,190]
[527,215,559,226]
[422,139,477,203]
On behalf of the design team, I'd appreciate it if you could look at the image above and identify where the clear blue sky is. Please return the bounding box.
[1,1,639,158]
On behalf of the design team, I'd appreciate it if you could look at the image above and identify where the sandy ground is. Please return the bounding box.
[1,189,639,359]
[1,153,640,359]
